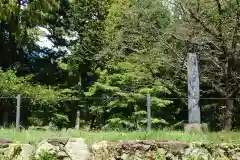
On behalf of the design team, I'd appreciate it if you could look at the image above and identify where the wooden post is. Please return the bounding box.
[147,94,152,131]
[16,94,21,130]
[75,109,80,130]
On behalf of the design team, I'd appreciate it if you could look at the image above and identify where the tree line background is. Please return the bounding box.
[0,0,240,131]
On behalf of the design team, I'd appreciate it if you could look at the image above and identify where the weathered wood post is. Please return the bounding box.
[147,94,152,131]
[16,94,21,130]
[185,52,201,131]
[75,110,80,130]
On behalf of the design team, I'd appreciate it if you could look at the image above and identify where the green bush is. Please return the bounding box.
[33,151,58,160]
[51,113,70,130]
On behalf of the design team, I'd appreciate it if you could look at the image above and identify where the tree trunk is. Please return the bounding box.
[75,71,82,130]
[90,115,96,131]
[75,110,80,130]
[3,112,8,126]
[224,99,233,131]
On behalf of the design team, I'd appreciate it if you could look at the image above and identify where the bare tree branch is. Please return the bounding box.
[141,9,185,61]
[204,41,222,52]
[211,81,227,97]
[170,33,222,52]
[187,8,218,38]
[169,1,192,24]
[180,1,229,55]
[201,56,223,71]
[227,84,240,98]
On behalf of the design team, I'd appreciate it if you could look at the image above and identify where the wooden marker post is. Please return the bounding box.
[147,94,152,131]
[16,94,21,130]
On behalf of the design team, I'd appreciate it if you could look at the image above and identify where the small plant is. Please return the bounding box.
[156,148,166,160]
[0,145,22,160]
[28,117,44,126]
[201,123,209,132]
[51,113,70,130]
[183,156,207,160]
[33,150,58,160]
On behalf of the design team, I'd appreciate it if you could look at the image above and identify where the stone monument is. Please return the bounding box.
[185,52,201,132]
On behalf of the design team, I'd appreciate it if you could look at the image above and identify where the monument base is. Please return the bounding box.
[184,123,207,133]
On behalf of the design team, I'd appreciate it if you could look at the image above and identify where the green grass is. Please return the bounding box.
[1,128,240,145]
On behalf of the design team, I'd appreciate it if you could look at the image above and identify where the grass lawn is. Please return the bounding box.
[0,128,240,146]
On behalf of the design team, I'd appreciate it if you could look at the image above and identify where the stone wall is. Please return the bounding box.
[1,138,240,160]
[91,140,240,159]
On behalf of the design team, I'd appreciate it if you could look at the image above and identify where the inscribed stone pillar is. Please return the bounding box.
[187,52,201,124]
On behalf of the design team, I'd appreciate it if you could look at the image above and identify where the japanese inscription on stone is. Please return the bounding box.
[187,53,201,124]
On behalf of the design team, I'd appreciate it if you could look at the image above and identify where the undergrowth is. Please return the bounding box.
[0,127,240,145]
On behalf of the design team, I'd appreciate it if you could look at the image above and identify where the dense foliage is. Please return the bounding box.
[0,0,240,131]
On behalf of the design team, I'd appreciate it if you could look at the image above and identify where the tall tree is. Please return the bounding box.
[168,0,240,130]
[87,0,175,130]
[0,0,77,128]
[54,0,112,128]
[0,0,58,70]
